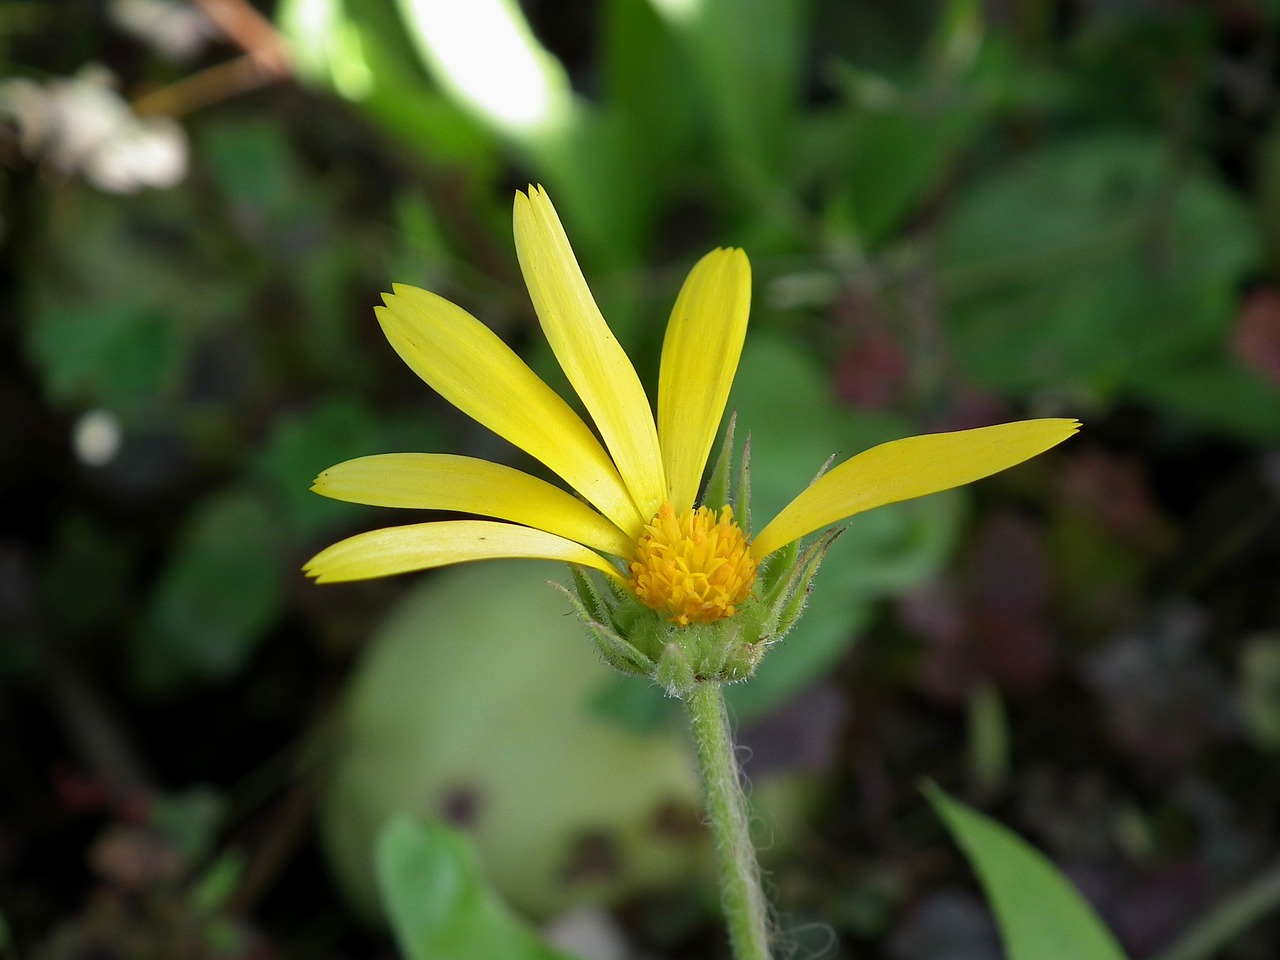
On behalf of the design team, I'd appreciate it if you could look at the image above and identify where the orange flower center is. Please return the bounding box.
[628,503,757,626]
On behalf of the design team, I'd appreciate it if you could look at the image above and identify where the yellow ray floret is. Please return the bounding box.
[751,419,1081,558]
[376,284,644,537]
[513,186,667,520]
[304,520,623,584]
[312,453,634,558]
[657,248,751,511]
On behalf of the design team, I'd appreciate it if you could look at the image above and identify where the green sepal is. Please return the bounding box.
[567,566,610,625]
[655,639,696,695]
[652,614,761,698]
[703,411,737,511]
[552,578,655,677]
[735,434,753,535]
[762,528,842,640]
[756,532,798,598]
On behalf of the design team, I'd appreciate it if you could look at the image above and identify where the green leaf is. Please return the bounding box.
[838,105,954,247]
[29,302,179,406]
[940,129,1272,441]
[925,784,1130,960]
[601,0,697,178]
[191,852,246,914]
[588,674,677,733]
[375,816,581,960]
[201,117,299,219]
[252,396,439,540]
[667,0,804,184]
[131,489,285,692]
[149,786,226,862]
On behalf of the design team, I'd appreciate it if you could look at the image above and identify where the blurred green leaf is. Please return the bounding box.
[131,490,285,692]
[390,188,454,287]
[588,672,677,734]
[38,514,135,638]
[966,682,1010,797]
[202,118,298,218]
[29,302,179,406]
[812,40,982,250]
[601,0,698,181]
[253,396,445,541]
[391,0,574,138]
[833,103,956,248]
[941,129,1273,440]
[926,783,1129,960]
[191,852,246,915]
[409,0,658,264]
[376,816,581,960]
[664,0,804,187]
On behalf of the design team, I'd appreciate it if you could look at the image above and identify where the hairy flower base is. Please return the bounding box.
[629,503,757,626]
[563,524,838,698]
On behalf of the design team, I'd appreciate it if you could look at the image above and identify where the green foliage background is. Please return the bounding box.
[5,0,1280,957]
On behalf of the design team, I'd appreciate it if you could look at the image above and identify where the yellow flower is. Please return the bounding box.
[305,186,1077,631]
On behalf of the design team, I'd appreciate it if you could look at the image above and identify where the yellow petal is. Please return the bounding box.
[752,419,1080,558]
[376,284,643,537]
[312,453,634,558]
[657,248,751,509]
[303,520,623,584]
[513,186,666,520]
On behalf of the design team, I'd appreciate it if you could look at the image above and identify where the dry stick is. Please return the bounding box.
[132,0,292,119]
[192,0,291,75]
[131,54,283,118]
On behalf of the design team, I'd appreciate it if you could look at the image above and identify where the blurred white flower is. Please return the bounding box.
[110,0,216,62]
[73,409,123,467]
[0,65,188,193]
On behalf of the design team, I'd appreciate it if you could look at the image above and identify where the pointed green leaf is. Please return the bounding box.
[375,816,580,960]
[925,784,1129,960]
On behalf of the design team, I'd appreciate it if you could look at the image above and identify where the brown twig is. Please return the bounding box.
[191,0,291,76]
[131,0,293,118]
[131,53,281,118]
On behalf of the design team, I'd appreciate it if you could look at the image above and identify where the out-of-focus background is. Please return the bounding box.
[5,0,1280,957]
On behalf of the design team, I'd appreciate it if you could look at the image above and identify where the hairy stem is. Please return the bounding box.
[685,681,771,960]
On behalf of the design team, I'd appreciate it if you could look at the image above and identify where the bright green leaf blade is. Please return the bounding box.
[375,816,581,960]
[925,784,1130,960]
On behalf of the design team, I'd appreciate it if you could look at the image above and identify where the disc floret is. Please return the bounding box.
[629,503,757,626]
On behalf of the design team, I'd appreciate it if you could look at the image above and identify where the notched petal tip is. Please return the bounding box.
[382,283,414,306]
[300,556,326,581]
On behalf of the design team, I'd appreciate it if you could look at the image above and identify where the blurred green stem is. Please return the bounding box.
[1152,859,1280,960]
[685,681,771,960]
